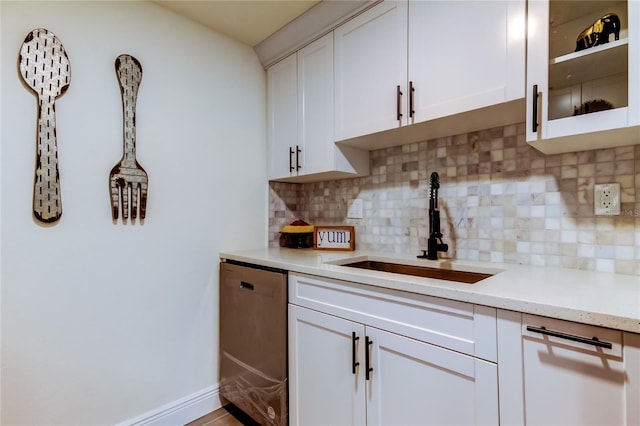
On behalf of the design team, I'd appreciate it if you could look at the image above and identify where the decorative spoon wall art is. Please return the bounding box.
[19,28,70,224]
[109,54,148,223]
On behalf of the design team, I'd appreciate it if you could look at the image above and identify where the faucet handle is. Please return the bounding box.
[430,172,440,188]
[417,250,429,259]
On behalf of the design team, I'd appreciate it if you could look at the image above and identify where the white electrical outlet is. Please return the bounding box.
[347,198,364,219]
[594,183,621,215]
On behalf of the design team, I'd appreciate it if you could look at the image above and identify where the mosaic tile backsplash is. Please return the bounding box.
[269,123,640,276]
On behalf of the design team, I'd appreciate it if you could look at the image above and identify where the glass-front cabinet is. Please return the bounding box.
[526,0,639,153]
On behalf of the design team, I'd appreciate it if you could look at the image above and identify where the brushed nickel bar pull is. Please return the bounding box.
[352,332,360,375]
[526,325,613,349]
[532,84,539,133]
[409,81,415,119]
[396,85,403,121]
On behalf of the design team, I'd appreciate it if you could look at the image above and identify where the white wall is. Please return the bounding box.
[1,1,268,424]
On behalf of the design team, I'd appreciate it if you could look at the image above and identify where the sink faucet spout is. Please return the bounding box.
[418,172,448,260]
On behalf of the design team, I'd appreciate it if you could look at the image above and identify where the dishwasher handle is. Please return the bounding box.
[240,281,254,290]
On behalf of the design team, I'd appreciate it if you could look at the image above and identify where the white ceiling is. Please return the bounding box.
[153,0,321,47]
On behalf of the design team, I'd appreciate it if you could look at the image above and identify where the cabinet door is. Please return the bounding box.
[521,314,631,426]
[297,33,334,177]
[334,0,408,141]
[366,327,499,426]
[408,0,525,123]
[288,304,366,426]
[267,54,297,180]
[526,0,640,152]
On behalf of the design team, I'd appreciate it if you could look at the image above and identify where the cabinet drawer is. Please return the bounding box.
[289,272,497,361]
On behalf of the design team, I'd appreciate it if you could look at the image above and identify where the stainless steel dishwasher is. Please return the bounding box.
[219,260,288,425]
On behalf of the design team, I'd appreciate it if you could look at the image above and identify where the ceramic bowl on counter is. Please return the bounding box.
[279,232,314,249]
[279,220,314,249]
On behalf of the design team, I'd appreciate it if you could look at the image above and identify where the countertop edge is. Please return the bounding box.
[220,249,640,334]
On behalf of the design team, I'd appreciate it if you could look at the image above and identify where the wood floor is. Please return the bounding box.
[186,404,260,426]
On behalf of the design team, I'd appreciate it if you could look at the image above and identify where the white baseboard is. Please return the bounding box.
[116,385,225,426]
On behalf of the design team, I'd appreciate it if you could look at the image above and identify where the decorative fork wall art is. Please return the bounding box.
[19,28,71,224]
[109,54,148,223]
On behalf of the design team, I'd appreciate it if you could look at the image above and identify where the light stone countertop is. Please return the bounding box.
[220,248,640,334]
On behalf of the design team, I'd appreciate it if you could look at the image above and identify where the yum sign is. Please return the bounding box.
[314,226,355,251]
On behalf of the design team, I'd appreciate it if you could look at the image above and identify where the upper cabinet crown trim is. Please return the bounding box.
[255,0,379,68]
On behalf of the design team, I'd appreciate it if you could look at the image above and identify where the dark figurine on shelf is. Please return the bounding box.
[575,13,621,52]
[573,99,614,116]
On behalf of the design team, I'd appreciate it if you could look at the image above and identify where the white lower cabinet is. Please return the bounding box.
[287,272,640,424]
[368,328,498,426]
[288,306,365,425]
[498,310,640,426]
[288,273,499,425]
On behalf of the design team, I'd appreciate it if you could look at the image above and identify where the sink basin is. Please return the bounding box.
[342,260,494,284]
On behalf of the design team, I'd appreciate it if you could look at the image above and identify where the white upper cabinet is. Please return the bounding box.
[408,0,525,123]
[334,1,408,141]
[296,33,336,177]
[334,0,525,146]
[526,0,640,153]
[267,52,297,180]
[268,33,369,182]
